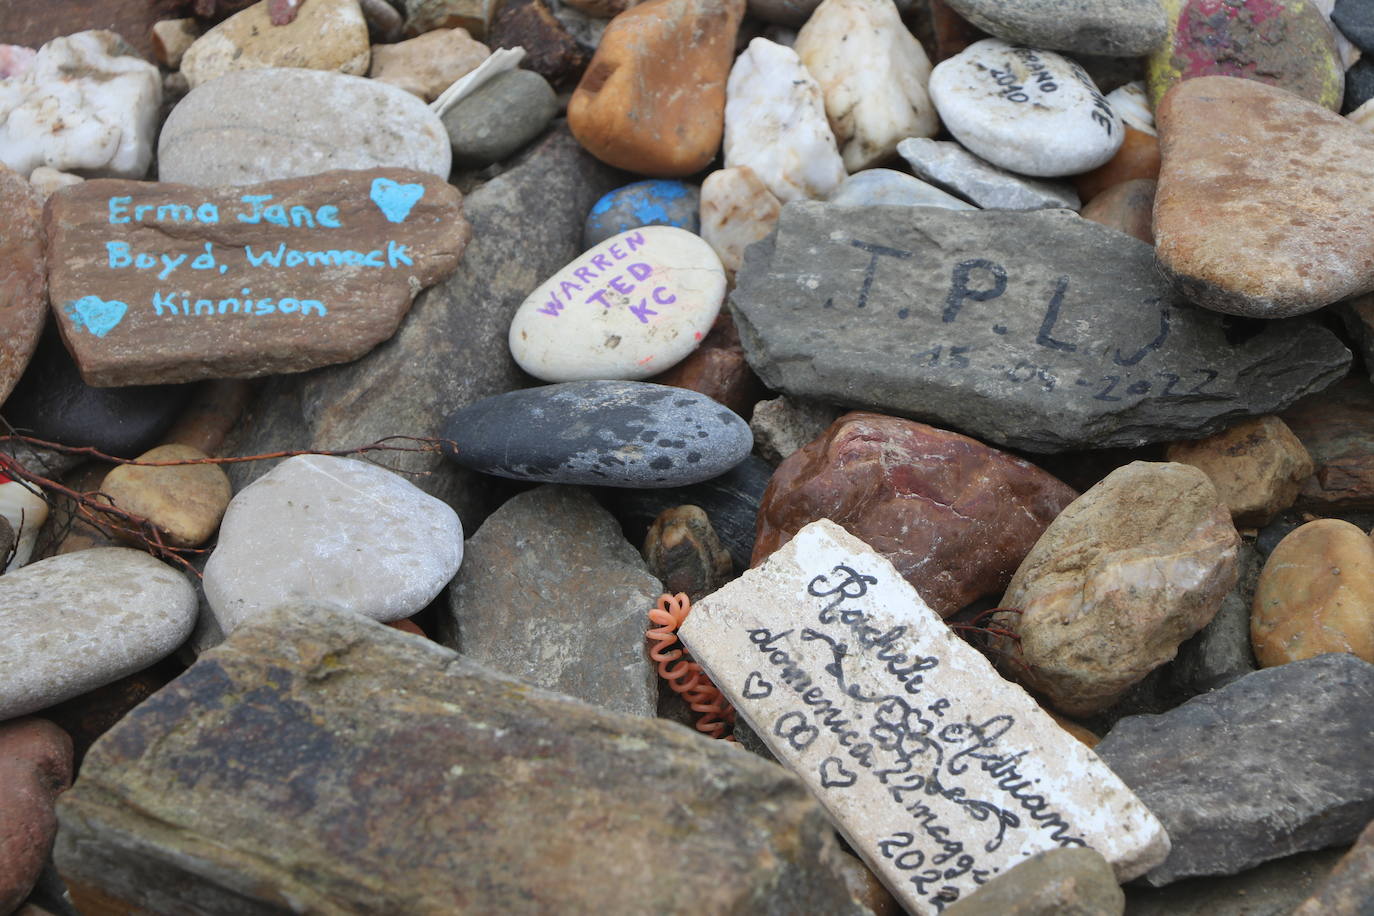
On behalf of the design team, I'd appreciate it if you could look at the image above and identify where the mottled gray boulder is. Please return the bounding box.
[221,125,622,528]
[731,203,1349,453]
[1096,653,1374,886]
[945,848,1124,916]
[897,138,1080,210]
[55,604,872,915]
[941,0,1166,56]
[440,486,659,717]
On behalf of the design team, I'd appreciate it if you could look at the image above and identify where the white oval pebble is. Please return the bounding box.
[928,39,1123,178]
[0,548,197,719]
[508,226,726,382]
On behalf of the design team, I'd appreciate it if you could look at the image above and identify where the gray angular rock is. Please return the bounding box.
[1124,847,1348,916]
[439,485,659,717]
[54,603,871,915]
[157,68,450,187]
[442,381,753,487]
[826,168,974,209]
[1095,653,1374,886]
[220,125,622,527]
[442,68,558,167]
[749,395,842,463]
[944,847,1125,916]
[942,0,1166,57]
[897,138,1080,210]
[0,549,197,720]
[730,203,1350,453]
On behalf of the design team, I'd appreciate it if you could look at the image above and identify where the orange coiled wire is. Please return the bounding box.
[647,593,737,741]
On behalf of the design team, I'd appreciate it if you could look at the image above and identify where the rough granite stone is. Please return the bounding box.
[1095,653,1374,886]
[440,485,659,717]
[204,454,463,633]
[897,138,1080,210]
[54,603,872,915]
[943,848,1125,916]
[941,0,1165,57]
[730,202,1350,453]
[0,549,197,720]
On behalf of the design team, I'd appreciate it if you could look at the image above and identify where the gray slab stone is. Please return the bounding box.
[1124,847,1348,916]
[220,124,623,528]
[942,0,1166,57]
[730,203,1349,453]
[897,139,1080,211]
[439,485,659,717]
[1096,653,1374,886]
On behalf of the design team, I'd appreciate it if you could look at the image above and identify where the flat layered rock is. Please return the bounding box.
[1154,76,1374,318]
[45,169,468,386]
[0,166,45,407]
[730,202,1349,452]
[55,604,869,914]
[680,520,1169,914]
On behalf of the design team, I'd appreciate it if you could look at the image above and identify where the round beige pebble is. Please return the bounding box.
[100,444,232,548]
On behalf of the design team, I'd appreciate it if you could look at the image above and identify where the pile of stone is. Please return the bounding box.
[1,0,1373,912]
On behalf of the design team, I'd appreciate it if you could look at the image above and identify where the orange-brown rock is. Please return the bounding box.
[1074,125,1160,204]
[994,461,1240,717]
[0,718,73,913]
[1252,519,1374,667]
[568,0,744,176]
[1154,76,1374,318]
[0,166,46,409]
[753,412,1077,617]
[1166,415,1314,527]
[1080,178,1155,245]
[1282,376,1374,512]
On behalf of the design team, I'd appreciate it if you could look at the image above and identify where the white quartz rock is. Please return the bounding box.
[795,0,938,172]
[700,165,783,276]
[928,39,1123,178]
[827,168,974,208]
[724,38,847,203]
[0,31,161,180]
[509,226,727,382]
[1106,80,1154,136]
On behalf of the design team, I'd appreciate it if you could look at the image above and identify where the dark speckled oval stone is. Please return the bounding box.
[443,381,753,487]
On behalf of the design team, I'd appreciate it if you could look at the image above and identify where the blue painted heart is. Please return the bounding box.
[370,177,425,224]
[69,295,128,338]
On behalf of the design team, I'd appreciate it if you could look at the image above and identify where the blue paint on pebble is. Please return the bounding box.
[584,180,701,249]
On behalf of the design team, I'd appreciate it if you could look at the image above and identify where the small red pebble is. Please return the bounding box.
[267,0,302,25]
[385,618,427,638]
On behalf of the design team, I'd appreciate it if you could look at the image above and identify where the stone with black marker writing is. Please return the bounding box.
[43,168,470,386]
[677,519,1169,915]
[509,226,726,382]
[928,40,1123,178]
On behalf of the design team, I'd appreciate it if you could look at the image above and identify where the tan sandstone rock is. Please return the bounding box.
[99,444,233,548]
[1166,416,1314,527]
[368,28,490,101]
[181,0,371,89]
[994,461,1240,717]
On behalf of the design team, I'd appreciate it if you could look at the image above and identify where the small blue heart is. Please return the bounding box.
[370,177,425,224]
[69,295,128,338]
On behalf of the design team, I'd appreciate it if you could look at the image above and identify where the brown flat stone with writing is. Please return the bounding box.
[46,169,469,386]
[680,520,1169,915]
[0,166,47,408]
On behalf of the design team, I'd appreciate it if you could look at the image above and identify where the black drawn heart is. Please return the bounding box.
[819,756,857,790]
[742,670,773,699]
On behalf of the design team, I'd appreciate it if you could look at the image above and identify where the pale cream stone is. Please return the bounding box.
[795,0,938,172]
[151,18,201,68]
[369,28,490,101]
[181,0,372,90]
[724,38,847,202]
[0,479,48,571]
[1349,98,1374,133]
[0,31,161,180]
[27,166,84,201]
[700,165,782,276]
[679,519,1170,915]
[1106,80,1154,136]
[509,226,727,381]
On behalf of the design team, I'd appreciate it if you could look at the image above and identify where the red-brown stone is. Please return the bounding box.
[489,0,591,89]
[1282,376,1374,511]
[0,0,191,61]
[752,412,1077,617]
[45,169,470,387]
[650,311,767,418]
[0,718,73,913]
[0,166,46,410]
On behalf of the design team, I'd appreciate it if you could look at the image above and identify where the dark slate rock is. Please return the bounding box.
[439,485,660,717]
[599,453,773,571]
[942,0,1165,57]
[584,180,701,249]
[731,203,1349,453]
[442,69,559,168]
[54,604,872,914]
[1344,57,1374,114]
[443,380,752,487]
[1124,847,1348,916]
[1,330,191,458]
[1095,653,1374,887]
[219,125,622,528]
[1334,0,1374,55]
